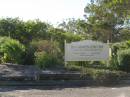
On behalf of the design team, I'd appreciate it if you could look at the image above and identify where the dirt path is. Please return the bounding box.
[0,86,130,97]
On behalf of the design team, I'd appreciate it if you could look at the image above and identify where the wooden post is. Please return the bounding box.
[64,40,67,67]
[106,40,109,67]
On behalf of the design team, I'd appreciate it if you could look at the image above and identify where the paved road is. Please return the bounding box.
[0,86,130,97]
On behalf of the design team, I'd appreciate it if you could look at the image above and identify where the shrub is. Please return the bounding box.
[32,39,64,68]
[111,40,130,56]
[117,49,130,72]
[81,68,126,82]
[0,37,25,64]
[35,52,62,69]
[31,40,51,53]
[66,64,126,81]
[31,40,63,58]
[66,61,107,71]
[110,41,130,70]
[109,56,119,70]
[22,45,35,65]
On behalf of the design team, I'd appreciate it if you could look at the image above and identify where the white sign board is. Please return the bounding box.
[65,40,109,61]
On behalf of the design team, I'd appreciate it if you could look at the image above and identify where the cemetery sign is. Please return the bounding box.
[65,40,109,61]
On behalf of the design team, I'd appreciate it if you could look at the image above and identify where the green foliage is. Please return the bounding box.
[25,19,50,40]
[84,0,130,42]
[49,28,82,41]
[0,37,25,64]
[66,64,126,80]
[0,18,31,45]
[0,18,52,45]
[59,19,90,36]
[23,45,35,65]
[0,16,129,72]
[109,55,118,70]
[117,49,130,72]
[32,40,63,69]
[109,41,130,70]
[66,61,116,75]
[31,40,62,57]
[119,28,130,41]
[35,52,62,69]
[48,28,83,52]
[83,68,124,80]
[111,40,130,56]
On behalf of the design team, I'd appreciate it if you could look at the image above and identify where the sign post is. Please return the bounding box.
[64,40,67,67]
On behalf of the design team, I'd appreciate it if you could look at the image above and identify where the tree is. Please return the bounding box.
[0,18,52,45]
[118,28,130,41]
[25,19,51,40]
[59,19,91,36]
[0,18,31,45]
[48,27,82,51]
[84,0,130,42]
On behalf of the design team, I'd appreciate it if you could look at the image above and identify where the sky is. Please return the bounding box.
[0,0,89,25]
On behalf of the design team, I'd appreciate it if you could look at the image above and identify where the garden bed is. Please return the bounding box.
[0,63,128,86]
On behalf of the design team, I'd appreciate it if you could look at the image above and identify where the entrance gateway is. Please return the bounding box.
[65,40,110,62]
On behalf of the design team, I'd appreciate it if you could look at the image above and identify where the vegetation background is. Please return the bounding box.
[0,0,130,79]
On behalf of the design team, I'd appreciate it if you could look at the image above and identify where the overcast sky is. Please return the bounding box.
[0,0,89,25]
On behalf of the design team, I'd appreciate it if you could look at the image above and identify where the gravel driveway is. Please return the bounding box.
[0,86,130,97]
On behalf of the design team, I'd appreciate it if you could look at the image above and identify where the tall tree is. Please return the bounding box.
[25,19,51,40]
[0,18,31,44]
[59,19,88,33]
[84,0,130,42]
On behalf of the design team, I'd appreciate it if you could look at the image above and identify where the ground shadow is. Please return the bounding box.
[0,82,130,93]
